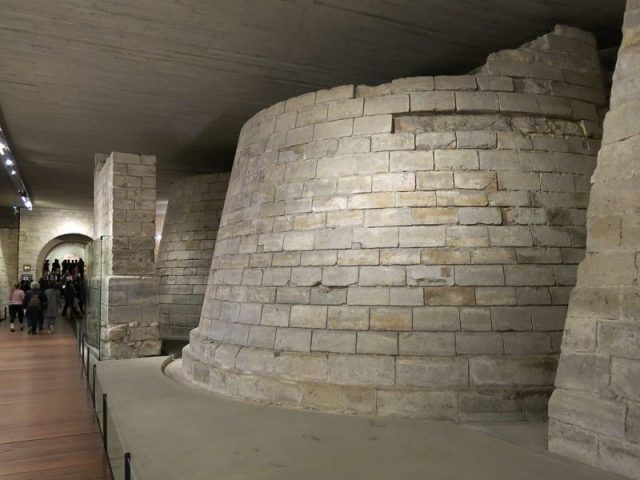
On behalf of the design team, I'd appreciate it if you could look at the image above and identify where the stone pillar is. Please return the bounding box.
[548,2,640,478]
[0,225,18,306]
[157,173,230,340]
[94,152,161,359]
[181,26,605,420]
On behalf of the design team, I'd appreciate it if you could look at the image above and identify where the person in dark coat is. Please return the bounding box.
[78,258,85,279]
[24,281,46,335]
[61,280,76,317]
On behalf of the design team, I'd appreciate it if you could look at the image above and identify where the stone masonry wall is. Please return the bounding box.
[182,26,605,419]
[157,173,230,340]
[0,227,18,309]
[548,2,640,478]
[94,152,161,359]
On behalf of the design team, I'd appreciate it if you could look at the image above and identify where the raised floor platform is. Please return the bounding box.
[95,356,627,480]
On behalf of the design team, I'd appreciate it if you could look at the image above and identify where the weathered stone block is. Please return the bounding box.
[311,330,356,354]
[370,307,412,331]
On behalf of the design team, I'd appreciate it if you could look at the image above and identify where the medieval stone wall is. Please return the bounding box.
[0,227,18,309]
[548,2,640,478]
[94,152,161,359]
[157,173,229,339]
[182,26,605,419]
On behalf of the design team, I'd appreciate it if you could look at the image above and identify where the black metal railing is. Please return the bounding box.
[76,317,137,480]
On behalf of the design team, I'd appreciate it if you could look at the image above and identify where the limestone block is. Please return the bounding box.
[247,325,276,349]
[370,307,412,331]
[410,91,455,111]
[275,328,312,352]
[548,420,598,467]
[413,306,460,331]
[611,356,640,400]
[399,332,455,356]
[407,265,453,287]
[290,305,327,329]
[460,308,492,331]
[364,94,410,115]
[435,75,477,90]
[311,331,356,353]
[425,287,475,305]
[356,332,398,355]
[490,306,532,330]
[549,390,626,440]
[396,357,469,388]
[469,356,557,387]
[456,92,499,112]
[327,98,364,121]
[416,132,456,149]
[327,306,369,330]
[327,354,395,386]
[302,383,376,415]
[456,332,503,354]
[353,114,393,135]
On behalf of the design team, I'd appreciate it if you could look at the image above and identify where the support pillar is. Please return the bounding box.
[94,152,161,359]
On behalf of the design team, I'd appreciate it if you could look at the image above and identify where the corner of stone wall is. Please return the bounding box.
[100,275,161,359]
[547,2,640,478]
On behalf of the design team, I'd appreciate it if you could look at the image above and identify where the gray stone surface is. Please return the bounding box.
[157,174,229,340]
[95,152,162,359]
[93,356,628,480]
[184,26,605,419]
[548,3,640,478]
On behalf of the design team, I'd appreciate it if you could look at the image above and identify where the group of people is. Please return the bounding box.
[43,257,85,280]
[8,260,86,335]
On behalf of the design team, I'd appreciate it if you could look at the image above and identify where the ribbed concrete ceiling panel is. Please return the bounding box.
[0,0,625,209]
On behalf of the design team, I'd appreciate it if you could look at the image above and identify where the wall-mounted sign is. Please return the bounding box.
[22,264,31,272]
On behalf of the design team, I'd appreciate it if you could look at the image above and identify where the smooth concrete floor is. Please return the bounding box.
[96,357,626,480]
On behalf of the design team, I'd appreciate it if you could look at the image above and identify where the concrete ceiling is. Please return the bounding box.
[0,0,625,212]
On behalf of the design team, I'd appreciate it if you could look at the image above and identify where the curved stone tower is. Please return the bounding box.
[182,25,605,419]
[157,173,230,339]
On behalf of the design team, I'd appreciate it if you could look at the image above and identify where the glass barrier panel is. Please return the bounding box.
[84,238,102,354]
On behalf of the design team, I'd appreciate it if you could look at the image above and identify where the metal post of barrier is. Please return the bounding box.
[86,346,90,380]
[102,394,108,450]
[124,452,131,480]
[92,364,96,407]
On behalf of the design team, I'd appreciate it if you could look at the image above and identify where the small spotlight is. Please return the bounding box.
[4,158,13,167]
[10,169,16,176]
[0,142,6,155]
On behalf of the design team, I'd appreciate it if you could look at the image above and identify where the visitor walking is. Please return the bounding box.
[24,282,45,335]
[43,281,62,333]
[8,283,25,332]
[61,280,76,318]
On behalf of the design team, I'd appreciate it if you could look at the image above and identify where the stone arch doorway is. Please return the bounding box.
[36,233,93,279]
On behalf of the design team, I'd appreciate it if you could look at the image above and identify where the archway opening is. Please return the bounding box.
[36,233,93,279]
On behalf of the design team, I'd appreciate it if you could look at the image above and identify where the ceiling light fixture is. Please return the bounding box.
[0,126,32,210]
